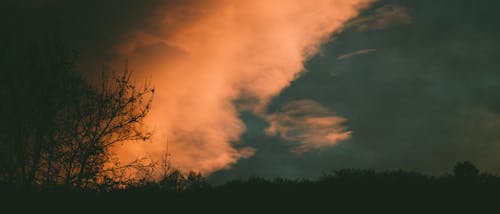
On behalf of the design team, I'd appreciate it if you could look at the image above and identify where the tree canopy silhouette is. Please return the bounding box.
[453,161,480,181]
[0,39,154,189]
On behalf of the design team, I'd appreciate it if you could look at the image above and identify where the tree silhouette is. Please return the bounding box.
[453,161,479,181]
[0,40,154,189]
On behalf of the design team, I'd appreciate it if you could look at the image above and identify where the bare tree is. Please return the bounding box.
[0,40,154,189]
[51,66,154,188]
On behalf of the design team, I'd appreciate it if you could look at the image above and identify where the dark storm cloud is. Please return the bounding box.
[1,0,206,72]
[210,0,500,183]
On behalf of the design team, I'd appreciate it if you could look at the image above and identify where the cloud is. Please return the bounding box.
[132,42,188,60]
[265,100,351,153]
[347,4,411,31]
[4,0,375,175]
[337,48,376,60]
[110,0,378,174]
[117,0,377,174]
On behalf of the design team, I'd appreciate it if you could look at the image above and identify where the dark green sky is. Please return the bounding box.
[210,0,500,182]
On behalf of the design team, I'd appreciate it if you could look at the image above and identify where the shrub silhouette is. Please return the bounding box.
[453,161,479,181]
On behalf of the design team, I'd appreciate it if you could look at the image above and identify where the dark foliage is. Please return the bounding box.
[2,161,500,212]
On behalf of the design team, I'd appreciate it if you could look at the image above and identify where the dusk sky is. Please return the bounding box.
[4,0,500,183]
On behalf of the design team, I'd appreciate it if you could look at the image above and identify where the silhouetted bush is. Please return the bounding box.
[454,161,479,182]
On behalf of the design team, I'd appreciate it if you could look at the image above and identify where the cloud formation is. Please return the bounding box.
[265,100,351,153]
[5,0,375,175]
[347,4,411,31]
[337,49,377,60]
[116,0,376,174]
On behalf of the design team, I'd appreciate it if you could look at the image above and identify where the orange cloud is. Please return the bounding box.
[112,0,375,175]
[265,100,351,153]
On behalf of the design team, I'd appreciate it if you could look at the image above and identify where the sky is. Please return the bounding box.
[4,0,500,183]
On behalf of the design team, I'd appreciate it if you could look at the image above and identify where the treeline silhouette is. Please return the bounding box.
[3,161,500,212]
